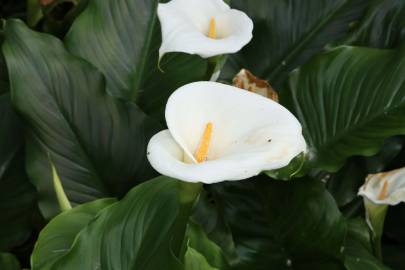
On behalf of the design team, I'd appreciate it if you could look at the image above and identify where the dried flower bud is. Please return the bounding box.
[233,69,279,102]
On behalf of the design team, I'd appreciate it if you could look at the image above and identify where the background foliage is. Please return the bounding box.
[1,0,405,269]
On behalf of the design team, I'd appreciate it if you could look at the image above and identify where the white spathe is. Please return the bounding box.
[359,168,405,206]
[147,81,307,184]
[157,0,254,59]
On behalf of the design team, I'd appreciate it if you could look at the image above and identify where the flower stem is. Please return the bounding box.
[364,198,388,260]
[205,55,228,81]
[172,181,203,259]
[178,181,203,205]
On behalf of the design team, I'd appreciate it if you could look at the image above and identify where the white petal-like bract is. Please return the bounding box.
[359,168,405,205]
[158,0,253,59]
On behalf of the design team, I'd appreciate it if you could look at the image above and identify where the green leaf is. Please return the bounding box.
[288,45,405,171]
[383,136,405,170]
[265,153,306,180]
[342,0,405,49]
[344,219,391,270]
[195,176,346,269]
[191,190,239,266]
[27,0,43,27]
[36,177,189,270]
[361,137,403,173]
[184,247,219,270]
[0,253,20,270]
[31,198,116,270]
[65,0,208,118]
[323,159,367,208]
[2,19,161,218]
[0,93,38,251]
[186,221,229,269]
[220,0,369,88]
[314,160,365,218]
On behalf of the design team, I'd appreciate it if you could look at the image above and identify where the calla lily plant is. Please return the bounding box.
[157,0,254,59]
[147,81,307,184]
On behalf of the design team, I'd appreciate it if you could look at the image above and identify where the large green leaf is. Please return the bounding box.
[344,219,391,270]
[65,0,208,119]
[288,45,405,171]
[195,176,346,269]
[33,177,190,270]
[343,0,405,48]
[0,93,38,251]
[2,20,161,218]
[220,0,369,88]
[31,198,116,270]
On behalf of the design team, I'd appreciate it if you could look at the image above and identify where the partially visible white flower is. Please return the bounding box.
[157,0,254,59]
[147,81,307,184]
[357,168,405,259]
[359,168,405,205]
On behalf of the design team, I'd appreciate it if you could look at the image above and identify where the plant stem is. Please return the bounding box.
[205,55,228,81]
[173,181,203,259]
[178,181,203,205]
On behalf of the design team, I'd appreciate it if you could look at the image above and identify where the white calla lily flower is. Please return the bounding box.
[157,0,254,59]
[147,81,307,184]
[359,168,405,205]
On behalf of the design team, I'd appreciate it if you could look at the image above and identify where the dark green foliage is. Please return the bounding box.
[1,0,405,269]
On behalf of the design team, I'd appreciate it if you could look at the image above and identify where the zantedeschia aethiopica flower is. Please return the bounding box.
[147,81,307,183]
[359,168,405,205]
[158,0,254,59]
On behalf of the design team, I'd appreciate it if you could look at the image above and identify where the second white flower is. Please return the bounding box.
[158,0,254,59]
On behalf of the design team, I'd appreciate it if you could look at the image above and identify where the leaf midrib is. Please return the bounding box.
[130,0,159,102]
[304,90,405,165]
[264,0,353,81]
